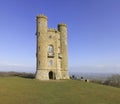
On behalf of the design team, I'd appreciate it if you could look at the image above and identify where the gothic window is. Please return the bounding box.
[48,45,53,53]
[49,60,53,66]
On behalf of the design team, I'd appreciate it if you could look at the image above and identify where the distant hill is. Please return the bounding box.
[0,71,35,78]
[0,77,120,104]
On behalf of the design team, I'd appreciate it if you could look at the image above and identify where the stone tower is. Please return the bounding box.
[35,14,69,80]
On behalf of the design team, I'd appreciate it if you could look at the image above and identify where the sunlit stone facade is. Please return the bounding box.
[35,14,69,80]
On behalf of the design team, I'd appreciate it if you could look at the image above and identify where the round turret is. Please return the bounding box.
[58,23,67,32]
[36,14,48,33]
[58,23,68,79]
[36,14,48,80]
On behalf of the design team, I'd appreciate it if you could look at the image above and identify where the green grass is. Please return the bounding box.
[0,77,120,104]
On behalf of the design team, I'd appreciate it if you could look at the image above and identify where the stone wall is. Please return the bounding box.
[35,14,69,80]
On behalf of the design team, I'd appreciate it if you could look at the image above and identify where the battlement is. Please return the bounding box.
[48,28,59,32]
[58,23,67,27]
[36,14,48,20]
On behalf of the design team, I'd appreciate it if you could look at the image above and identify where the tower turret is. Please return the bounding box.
[58,24,69,79]
[36,14,48,80]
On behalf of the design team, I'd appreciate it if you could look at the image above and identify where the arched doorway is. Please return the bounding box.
[49,71,54,79]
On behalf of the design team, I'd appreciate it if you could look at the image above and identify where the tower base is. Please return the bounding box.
[61,71,69,79]
[35,70,69,80]
[35,70,49,80]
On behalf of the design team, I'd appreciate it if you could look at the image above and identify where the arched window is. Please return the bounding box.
[48,45,53,53]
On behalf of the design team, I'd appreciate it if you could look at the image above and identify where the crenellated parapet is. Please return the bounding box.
[58,23,67,27]
[36,14,48,20]
[48,28,59,32]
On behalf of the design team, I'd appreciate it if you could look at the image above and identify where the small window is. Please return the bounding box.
[48,60,53,66]
[49,35,52,39]
[48,45,53,53]
[38,46,40,51]
[39,61,40,65]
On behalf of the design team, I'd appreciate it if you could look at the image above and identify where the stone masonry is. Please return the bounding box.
[35,14,69,80]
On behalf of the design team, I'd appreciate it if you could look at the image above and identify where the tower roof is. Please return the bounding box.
[36,14,48,20]
[58,23,67,27]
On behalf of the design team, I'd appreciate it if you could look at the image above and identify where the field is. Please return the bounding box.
[0,77,120,104]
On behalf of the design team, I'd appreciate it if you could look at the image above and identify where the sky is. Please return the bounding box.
[0,0,120,73]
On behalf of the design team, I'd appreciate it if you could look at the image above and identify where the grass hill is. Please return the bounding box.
[0,77,120,104]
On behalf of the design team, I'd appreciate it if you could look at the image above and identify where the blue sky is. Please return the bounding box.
[0,0,120,73]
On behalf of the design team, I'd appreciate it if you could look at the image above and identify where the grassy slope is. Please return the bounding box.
[0,77,120,104]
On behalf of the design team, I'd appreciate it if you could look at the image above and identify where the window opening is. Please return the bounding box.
[48,45,53,53]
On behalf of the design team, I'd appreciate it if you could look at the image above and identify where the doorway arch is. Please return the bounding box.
[49,71,54,79]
